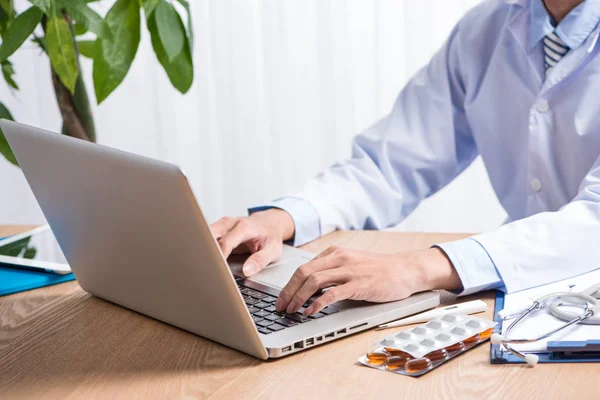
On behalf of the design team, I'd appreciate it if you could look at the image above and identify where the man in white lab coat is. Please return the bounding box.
[211,0,600,316]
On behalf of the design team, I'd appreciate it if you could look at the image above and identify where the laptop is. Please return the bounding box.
[0,120,440,359]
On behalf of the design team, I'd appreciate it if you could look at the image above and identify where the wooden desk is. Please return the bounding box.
[0,226,596,399]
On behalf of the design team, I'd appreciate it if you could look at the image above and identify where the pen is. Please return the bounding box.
[376,300,488,330]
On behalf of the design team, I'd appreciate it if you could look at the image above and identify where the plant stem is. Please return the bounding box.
[52,69,93,142]
[42,13,96,143]
[69,63,96,142]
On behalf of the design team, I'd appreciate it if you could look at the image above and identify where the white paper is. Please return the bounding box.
[500,268,600,352]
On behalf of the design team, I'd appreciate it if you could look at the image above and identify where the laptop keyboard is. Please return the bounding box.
[235,278,339,334]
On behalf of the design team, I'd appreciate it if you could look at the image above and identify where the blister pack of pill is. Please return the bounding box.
[359,313,497,377]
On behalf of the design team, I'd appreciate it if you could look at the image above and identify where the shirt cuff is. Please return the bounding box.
[248,197,321,247]
[434,238,505,296]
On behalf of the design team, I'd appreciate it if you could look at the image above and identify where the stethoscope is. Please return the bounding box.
[490,284,600,366]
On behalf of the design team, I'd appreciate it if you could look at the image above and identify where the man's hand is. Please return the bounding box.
[210,209,295,276]
[275,246,462,315]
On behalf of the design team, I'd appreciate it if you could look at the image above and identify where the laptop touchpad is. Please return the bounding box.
[246,257,311,290]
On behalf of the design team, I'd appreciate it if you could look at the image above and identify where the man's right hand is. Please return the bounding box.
[210,209,295,277]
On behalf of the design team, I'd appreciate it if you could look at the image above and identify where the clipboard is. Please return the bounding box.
[490,291,600,364]
[0,235,75,297]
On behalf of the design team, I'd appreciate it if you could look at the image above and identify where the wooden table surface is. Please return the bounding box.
[0,225,597,399]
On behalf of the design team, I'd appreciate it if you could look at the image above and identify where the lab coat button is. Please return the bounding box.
[536,100,549,113]
[531,178,542,192]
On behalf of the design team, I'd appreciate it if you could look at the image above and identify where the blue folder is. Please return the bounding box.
[490,291,600,363]
[0,235,75,297]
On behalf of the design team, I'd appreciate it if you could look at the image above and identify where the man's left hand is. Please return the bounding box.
[275,246,462,315]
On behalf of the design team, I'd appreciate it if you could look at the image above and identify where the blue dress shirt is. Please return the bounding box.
[250,0,600,295]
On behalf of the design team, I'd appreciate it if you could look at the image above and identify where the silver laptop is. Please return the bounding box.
[0,120,440,359]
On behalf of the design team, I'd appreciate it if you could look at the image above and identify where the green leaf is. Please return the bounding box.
[93,0,140,104]
[46,13,78,94]
[0,102,18,166]
[23,246,38,259]
[74,22,87,35]
[1,60,17,89]
[0,6,43,62]
[31,34,46,51]
[0,6,13,39]
[142,0,160,18]
[0,236,31,256]
[155,1,184,62]
[27,0,50,14]
[175,0,193,52]
[77,39,95,58]
[0,10,7,38]
[148,10,193,94]
[0,0,12,15]
[63,0,113,40]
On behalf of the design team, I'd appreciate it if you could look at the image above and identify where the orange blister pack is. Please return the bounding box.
[359,313,496,377]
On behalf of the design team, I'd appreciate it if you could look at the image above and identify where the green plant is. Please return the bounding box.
[0,0,194,166]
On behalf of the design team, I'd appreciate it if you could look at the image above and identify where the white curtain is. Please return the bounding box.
[0,0,506,232]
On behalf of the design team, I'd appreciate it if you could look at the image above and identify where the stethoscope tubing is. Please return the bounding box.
[549,284,600,324]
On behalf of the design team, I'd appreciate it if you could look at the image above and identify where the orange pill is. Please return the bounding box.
[366,350,388,366]
[464,333,480,344]
[384,348,412,358]
[386,356,410,371]
[424,348,449,362]
[445,341,465,353]
[405,358,433,374]
[479,327,494,340]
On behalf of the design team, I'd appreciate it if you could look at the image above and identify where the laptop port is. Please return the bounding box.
[282,346,292,353]
[325,332,335,339]
[294,341,304,349]
[337,328,347,335]
[316,336,323,342]
[349,322,368,331]
[306,338,314,346]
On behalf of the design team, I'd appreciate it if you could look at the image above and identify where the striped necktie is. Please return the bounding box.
[543,31,570,72]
